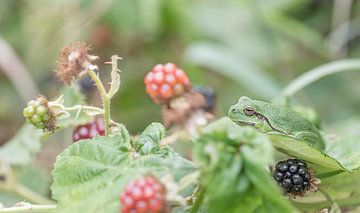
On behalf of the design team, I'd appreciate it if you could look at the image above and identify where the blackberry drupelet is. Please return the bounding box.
[120,175,167,213]
[72,118,105,142]
[273,159,311,195]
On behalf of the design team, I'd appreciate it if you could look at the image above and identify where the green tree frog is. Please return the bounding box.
[228,96,325,150]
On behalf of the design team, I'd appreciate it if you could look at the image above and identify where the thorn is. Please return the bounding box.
[105,55,123,64]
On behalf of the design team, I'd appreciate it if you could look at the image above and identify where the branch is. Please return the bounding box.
[0,203,56,212]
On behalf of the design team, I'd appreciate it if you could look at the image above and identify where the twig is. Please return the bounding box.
[12,183,55,205]
[87,69,111,136]
[0,203,57,212]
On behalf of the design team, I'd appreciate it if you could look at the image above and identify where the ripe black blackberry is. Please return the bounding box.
[273,159,316,195]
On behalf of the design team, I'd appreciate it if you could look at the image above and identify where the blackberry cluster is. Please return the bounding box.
[273,159,311,194]
[144,63,191,104]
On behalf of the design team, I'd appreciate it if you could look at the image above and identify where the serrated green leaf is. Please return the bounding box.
[194,117,293,212]
[51,134,196,212]
[134,122,166,155]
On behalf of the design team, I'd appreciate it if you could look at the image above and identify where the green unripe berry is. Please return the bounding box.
[24,95,56,131]
[36,106,48,116]
[42,113,50,121]
[31,114,42,123]
[23,106,35,117]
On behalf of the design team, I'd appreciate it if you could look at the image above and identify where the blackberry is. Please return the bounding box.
[192,85,216,113]
[144,63,191,104]
[120,175,167,213]
[273,159,313,195]
[72,118,105,142]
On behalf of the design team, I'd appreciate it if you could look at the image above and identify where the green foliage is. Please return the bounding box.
[51,124,196,213]
[0,124,44,165]
[193,117,292,212]
[134,122,166,155]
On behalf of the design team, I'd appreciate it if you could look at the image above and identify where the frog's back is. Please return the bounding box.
[253,100,320,135]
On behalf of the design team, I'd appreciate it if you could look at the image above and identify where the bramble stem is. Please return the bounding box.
[12,183,54,204]
[190,187,204,213]
[87,69,111,136]
[0,204,57,212]
[318,188,336,205]
[282,59,360,97]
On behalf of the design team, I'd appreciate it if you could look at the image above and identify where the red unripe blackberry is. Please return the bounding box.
[72,118,105,142]
[145,63,191,104]
[120,175,166,213]
[273,159,312,194]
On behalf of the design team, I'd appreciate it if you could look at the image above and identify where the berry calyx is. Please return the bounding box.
[72,118,105,142]
[273,159,317,195]
[145,63,191,104]
[120,175,166,213]
[23,96,55,131]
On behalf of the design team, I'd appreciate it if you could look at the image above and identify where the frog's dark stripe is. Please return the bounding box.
[254,112,289,135]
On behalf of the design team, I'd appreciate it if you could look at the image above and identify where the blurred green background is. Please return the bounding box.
[1,0,360,144]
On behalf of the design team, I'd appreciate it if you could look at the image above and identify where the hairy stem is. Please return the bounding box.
[0,204,57,212]
[87,69,111,136]
[190,187,204,213]
[12,183,54,204]
[282,59,360,97]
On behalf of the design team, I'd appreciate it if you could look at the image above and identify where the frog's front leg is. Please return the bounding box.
[255,121,273,133]
[294,131,325,150]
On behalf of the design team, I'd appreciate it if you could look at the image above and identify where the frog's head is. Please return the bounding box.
[228,96,260,126]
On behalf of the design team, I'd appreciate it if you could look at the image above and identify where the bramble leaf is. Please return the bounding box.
[193,117,292,213]
[134,122,166,155]
[51,132,196,212]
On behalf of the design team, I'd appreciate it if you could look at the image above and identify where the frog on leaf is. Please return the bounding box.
[228,96,325,151]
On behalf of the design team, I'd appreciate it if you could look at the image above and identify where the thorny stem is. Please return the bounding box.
[12,183,54,205]
[85,56,123,136]
[190,187,204,213]
[0,204,57,212]
[87,68,111,136]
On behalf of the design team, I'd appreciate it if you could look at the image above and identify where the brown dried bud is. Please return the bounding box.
[162,92,209,128]
[55,42,97,84]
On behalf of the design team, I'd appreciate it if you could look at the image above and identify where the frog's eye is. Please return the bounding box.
[243,106,255,116]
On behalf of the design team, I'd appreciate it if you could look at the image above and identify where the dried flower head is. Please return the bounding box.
[162,92,207,128]
[55,41,98,84]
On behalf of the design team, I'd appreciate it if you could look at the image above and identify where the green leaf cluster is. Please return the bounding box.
[193,117,293,213]
[51,123,196,212]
